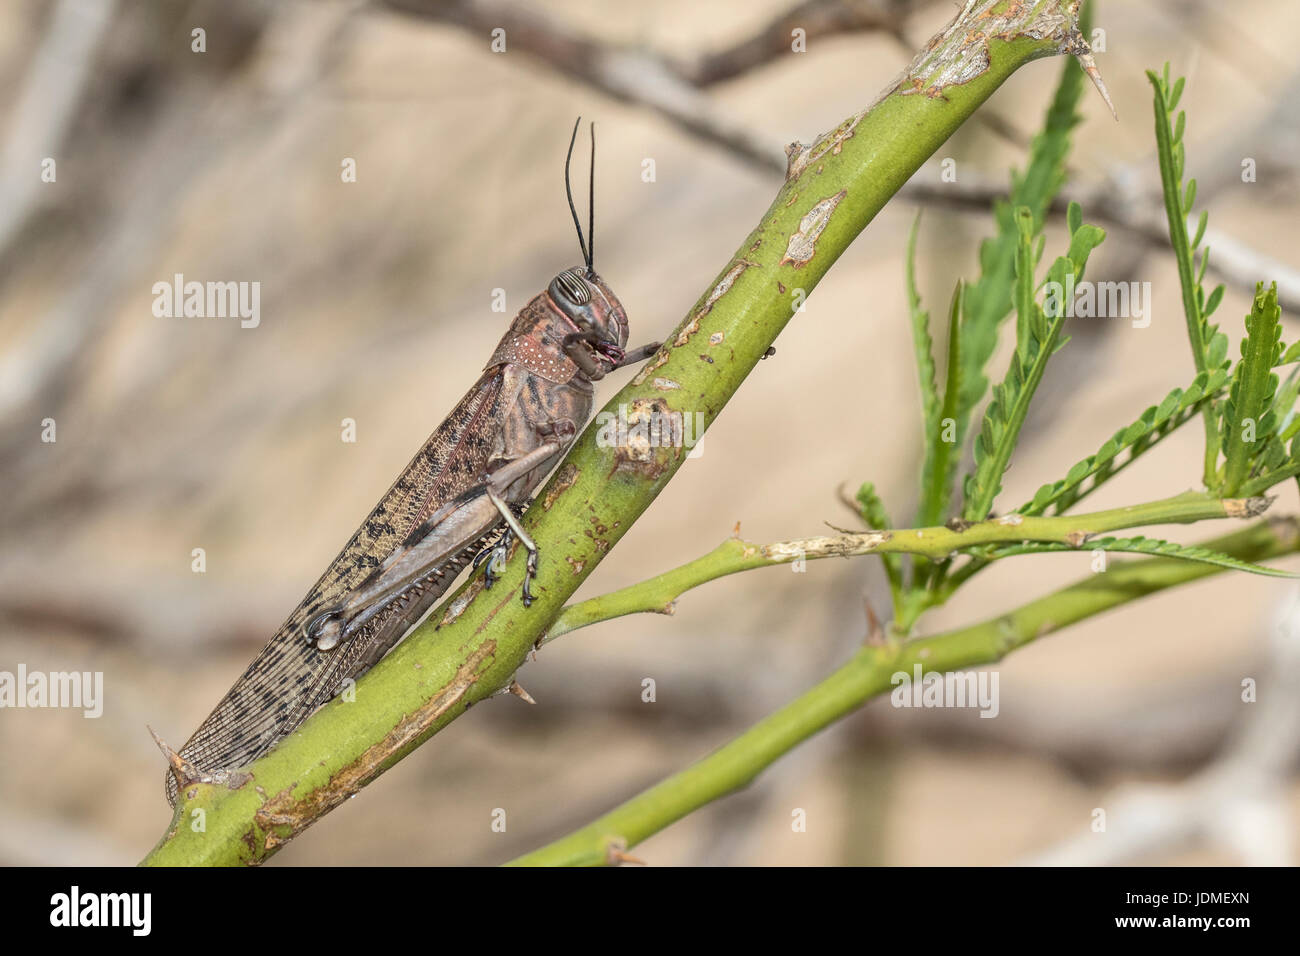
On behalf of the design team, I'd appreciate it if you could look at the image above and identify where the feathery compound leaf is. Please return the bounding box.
[1147,63,1228,486]
[917,281,965,528]
[1013,208,1038,365]
[906,214,940,442]
[979,536,1296,578]
[1084,536,1296,577]
[961,210,1106,521]
[1019,367,1230,516]
[1222,283,1283,494]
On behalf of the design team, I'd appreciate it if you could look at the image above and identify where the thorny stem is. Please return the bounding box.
[543,491,1270,644]
[511,517,1300,866]
[143,0,1111,866]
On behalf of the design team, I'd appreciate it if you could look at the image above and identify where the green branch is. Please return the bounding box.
[510,517,1300,866]
[142,0,1105,866]
[544,491,1278,645]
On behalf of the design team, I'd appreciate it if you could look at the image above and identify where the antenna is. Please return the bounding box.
[587,121,595,273]
[564,117,591,271]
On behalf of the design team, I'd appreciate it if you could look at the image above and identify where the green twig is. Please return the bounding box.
[543,491,1276,644]
[510,517,1300,866]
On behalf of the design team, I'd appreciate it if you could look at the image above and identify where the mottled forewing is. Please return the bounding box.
[168,369,511,803]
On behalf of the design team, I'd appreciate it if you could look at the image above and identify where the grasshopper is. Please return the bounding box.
[165,120,659,805]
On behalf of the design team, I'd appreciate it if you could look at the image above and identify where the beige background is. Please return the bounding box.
[0,0,1297,865]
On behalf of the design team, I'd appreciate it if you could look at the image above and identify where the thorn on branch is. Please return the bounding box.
[1058,29,1116,120]
[823,520,859,536]
[862,597,886,647]
[507,679,537,705]
[148,725,205,791]
[785,142,808,180]
[604,838,646,866]
[836,482,867,525]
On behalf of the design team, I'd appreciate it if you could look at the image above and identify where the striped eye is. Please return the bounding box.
[550,270,591,306]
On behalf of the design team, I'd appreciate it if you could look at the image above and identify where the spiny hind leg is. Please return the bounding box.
[471,516,514,589]
[472,501,538,603]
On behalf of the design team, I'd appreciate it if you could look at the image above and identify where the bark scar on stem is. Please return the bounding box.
[883,0,1111,115]
[610,397,679,479]
[542,463,580,510]
[629,349,669,385]
[785,110,866,182]
[781,190,847,268]
[1225,495,1273,519]
[437,574,486,628]
[659,259,756,356]
[763,531,891,561]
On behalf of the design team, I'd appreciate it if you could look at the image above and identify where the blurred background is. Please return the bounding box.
[1,0,1298,865]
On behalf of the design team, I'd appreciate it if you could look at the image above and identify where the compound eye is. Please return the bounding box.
[550,269,591,306]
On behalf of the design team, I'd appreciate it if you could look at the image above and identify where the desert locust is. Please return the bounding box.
[164,120,658,804]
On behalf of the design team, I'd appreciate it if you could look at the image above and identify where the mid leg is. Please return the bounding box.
[484,489,540,606]
[471,424,576,606]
